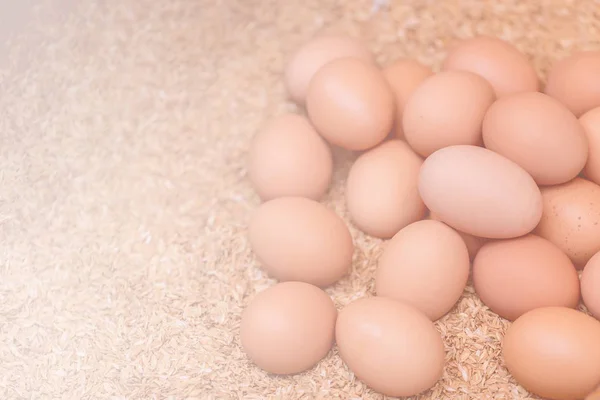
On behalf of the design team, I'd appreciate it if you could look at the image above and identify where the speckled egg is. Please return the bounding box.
[535,177,600,269]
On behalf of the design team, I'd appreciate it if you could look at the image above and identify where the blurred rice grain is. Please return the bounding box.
[0,1,599,399]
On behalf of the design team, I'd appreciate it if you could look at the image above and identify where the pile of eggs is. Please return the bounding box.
[241,34,600,400]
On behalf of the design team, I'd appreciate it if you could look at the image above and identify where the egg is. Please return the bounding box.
[402,70,495,157]
[346,140,426,238]
[248,114,333,201]
[249,197,353,287]
[535,177,600,268]
[429,212,487,260]
[240,282,337,374]
[382,59,433,139]
[336,297,445,397]
[472,234,580,321]
[284,34,375,105]
[306,57,395,151]
[587,386,600,400]
[442,35,540,97]
[580,107,600,185]
[582,251,600,319]
[375,219,470,321]
[418,145,543,239]
[545,51,600,117]
[502,306,600,400]
[482,92,588,185]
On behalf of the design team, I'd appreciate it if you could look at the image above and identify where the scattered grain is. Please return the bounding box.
[1,0,599,398]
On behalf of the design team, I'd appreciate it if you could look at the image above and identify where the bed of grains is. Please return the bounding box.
[0,0,599,399]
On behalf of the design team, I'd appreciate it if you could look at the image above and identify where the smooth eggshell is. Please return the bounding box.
[336,297,445,397]
[382,59,433,139]
[582,251,600,319]
[240,282,337,374]
[580,107,600,185]
[376,219,470,321]
[535,177,600,268]
[284,34,375,105]
[429,212,487,260]
[482,92,588,185]
[418,145,543,239]
[442,35,540,97]
[545,51,600,117]
[249,197,353,287]
[306,57,395,151]
[402,70,495,157]
[587,386,600,400]
[248,114,333,201]
[473,234,580,321]
[502,306,600,400]
[346,140,426,238]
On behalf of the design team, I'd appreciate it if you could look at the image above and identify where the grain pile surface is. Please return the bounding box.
[1,0,599,399]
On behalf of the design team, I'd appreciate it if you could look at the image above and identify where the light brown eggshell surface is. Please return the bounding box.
[582,251,600,320]
[442,35,540,97]
[545,51,600,117]
[336,297,445,398]
[472,234,580,321]
[587,387,600,400]
[429,212,487,260]
[502,306,600,400]
[306,57,395,151]
[283,34,375,105]
[346,139,426,238]
[535,177,600,269]
[376,219,470,321]
[248,113,333,201]
[418,145,543,239]
[482,91,588,185]
[240,282,337,375]
[402,70,495,157]
[580,107,600,185]
[382,59,433,139]
[249,197,353,287]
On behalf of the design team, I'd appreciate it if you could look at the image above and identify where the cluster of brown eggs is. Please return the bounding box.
[241,33,600,400]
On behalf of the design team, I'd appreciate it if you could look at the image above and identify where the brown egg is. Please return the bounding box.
[442,35,540,97]
[284,34,375,105]
[249,197,353,287]
[429,212,487,260]
[382,59,433,139]
[482,92,588,185]
[587,386,600,400]
[535,177,600,269]
[582,251,600,319]
[580,107,600,185]
[545,51,600,117]
[473,234,580,321]
[240,282,337,374]
[336,297,445,397]
[248,114,333,201]
[418,145,543,239]
[376,220,470,321]
[402,70,495,157]
[502,307,600,400]
[306,57,395,151]
[346,140,426,238]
